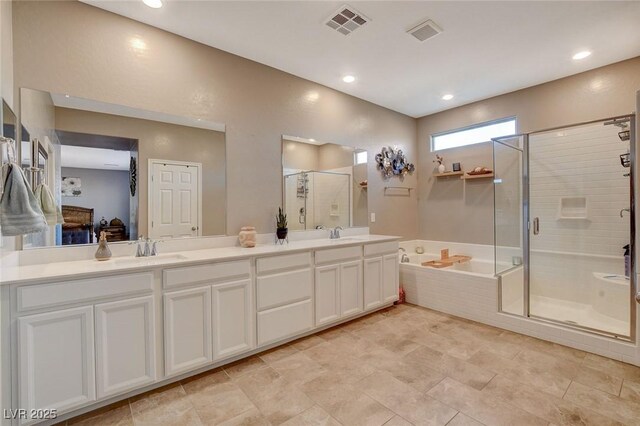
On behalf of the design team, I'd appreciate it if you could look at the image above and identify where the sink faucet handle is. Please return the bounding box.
[150,240,164,256]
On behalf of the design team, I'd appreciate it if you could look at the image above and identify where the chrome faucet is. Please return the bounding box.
[129,236,161,257]
[398,248,410,263]
[330,226,343,239]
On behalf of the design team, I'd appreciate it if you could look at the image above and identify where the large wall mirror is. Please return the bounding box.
[282,135,368,231]
[20,88,226,249]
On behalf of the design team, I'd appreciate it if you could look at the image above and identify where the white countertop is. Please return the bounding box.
[0,234,399,285]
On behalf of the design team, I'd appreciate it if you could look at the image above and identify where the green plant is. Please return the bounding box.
[276,207,288,229]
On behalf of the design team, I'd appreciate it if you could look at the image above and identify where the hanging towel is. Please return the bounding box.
[34,183,64,225]
[0,163,48,236]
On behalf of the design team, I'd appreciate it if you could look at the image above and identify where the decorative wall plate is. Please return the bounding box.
[375,146,415,179]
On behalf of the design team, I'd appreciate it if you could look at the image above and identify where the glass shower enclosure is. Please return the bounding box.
[494,115,636,340]
[283,171,351,231]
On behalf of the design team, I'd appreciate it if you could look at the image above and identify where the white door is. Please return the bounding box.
[340,260,363,317]
[164,286,213,376]
[18,306,96,421]
[95,296,156,398]
[315,264,341,326]
[150,160,200,239]
[382,254,400,303]
[212,279,254,360]
[363,257,383,310]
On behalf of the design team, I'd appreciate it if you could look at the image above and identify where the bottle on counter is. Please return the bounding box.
[95,231,112,261]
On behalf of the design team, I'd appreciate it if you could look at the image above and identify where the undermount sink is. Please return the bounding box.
[112,253,188,265]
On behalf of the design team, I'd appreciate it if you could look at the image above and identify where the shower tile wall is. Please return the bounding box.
[528,122,630,328]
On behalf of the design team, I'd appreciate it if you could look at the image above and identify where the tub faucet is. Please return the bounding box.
[401,254,410,263]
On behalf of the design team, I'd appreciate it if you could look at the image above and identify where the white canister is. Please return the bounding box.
[238,226,257,248]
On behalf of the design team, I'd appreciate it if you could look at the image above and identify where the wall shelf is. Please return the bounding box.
[461,173,494,180]
[434,171,464,178]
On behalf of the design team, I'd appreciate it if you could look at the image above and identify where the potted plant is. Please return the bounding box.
[276,207,288,242]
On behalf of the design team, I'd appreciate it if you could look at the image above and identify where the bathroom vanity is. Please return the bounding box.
[0,234,399,425]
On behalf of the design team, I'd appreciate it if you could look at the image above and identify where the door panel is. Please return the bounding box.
[151,162,199,239]
[212,279,254,360]
[363,257,383,310]
[164,286,213,376]
[315,264,340,326]
[95,296,156,398]
[18,306,96,420]
[340,260,363,317]
[382,254,399,303]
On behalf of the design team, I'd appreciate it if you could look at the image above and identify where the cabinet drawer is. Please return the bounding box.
[364,241,399,257]
[164,260,250,289]
[17,273,154,313]
[315,246,362,265]
[256,253,311,275]
[257,269,312,311]
[257,299,313,346]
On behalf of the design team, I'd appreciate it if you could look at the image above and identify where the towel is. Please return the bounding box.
[0,163,48,236]
[34,183,64,225]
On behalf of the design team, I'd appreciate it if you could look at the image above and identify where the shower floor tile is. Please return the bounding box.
[63,303,640,426]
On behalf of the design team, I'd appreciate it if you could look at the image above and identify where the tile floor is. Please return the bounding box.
[62,303,640,426]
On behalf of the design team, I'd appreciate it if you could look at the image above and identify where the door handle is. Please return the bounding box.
[533,217,540,235]
[191,226,197,231]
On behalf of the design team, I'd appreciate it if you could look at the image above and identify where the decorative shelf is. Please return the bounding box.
[434,171,464,178]
[359,184,368,189]
[461,173,494,180]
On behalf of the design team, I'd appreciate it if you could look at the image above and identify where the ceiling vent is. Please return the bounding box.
[325,5,370,36]
[407,19,443,42]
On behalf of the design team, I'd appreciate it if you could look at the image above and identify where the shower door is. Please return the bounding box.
[527,117,635,339]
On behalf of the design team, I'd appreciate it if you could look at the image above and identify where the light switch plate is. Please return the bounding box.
[370,212,376,223]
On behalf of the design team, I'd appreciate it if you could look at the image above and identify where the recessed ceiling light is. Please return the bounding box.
[142,0,163,8]
[309,138,316,142]
[572,51,591,60]
[342,75,356,83]
[64,94,70,98]
[442,94,454,101]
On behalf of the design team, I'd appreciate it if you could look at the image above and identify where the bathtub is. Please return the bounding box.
[399,240,504,323]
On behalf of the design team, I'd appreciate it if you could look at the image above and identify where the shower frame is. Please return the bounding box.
[495,113,637,342]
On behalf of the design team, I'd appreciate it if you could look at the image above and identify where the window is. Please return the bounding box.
[431,117,516,151]
[354,150,368,165]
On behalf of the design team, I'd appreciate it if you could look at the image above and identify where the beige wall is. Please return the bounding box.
[54,107,226,237]
[12,1,418,240]
[418,57,640,245]
[282,140,319,172]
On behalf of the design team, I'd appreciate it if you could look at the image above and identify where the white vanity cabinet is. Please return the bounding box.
[364,242,400,309]
[314,246,363,326]
[162,259,254,376]
[256,253,313,345]
[13,272,155,424]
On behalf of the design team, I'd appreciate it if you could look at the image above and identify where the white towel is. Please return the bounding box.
[34,183,64,225]
[0,163,48,236]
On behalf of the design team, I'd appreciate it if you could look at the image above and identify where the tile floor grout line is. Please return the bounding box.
[561,380,572,399]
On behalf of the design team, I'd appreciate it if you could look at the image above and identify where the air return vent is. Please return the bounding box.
[325,5,370,36]
[407,19,443,42]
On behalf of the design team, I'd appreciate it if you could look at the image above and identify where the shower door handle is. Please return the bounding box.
[533,217,540,235]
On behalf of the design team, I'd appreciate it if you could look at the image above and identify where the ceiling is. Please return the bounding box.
[60,145,131,171]
[84,1,640,118]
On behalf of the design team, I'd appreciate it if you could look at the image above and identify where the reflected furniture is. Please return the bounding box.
[61,205,94,245]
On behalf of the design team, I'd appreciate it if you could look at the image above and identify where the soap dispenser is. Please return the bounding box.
[95,231,112,261]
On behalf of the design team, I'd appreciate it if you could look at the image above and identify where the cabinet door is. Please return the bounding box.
[212,279,254,360]
[363,257,383,310]
[340,260,363,317]
[164,286,212,377]
[382,253,400,303]
[315,264,341,326]
[18,306,96,419]
[95,296,156,399]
